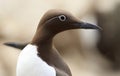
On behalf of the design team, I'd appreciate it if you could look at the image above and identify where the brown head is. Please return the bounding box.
[37,9,101,35]
[32,9,101,45]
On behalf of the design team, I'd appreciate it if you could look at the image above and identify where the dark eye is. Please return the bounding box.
[58,15,66,21]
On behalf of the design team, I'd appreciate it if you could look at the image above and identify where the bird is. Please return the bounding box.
[4,9,101,76]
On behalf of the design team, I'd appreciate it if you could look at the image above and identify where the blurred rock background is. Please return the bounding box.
[0,0,120,76]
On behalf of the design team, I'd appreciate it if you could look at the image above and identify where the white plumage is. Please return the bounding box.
[16,44,56,76]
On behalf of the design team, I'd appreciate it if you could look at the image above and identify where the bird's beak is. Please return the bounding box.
[73,21,102,30]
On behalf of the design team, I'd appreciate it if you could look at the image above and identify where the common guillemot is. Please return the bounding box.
[5,9,101,76]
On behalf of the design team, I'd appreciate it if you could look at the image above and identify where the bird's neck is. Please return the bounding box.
[31,27,57,64]
[31,27,55,50]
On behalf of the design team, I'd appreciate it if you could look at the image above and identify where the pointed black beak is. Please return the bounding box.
[74,22,102,30]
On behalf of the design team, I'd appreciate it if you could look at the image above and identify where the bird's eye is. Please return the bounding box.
[58,15,66,21]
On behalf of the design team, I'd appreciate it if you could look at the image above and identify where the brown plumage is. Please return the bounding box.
[5,9,101,76]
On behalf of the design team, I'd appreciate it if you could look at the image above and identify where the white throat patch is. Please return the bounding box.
[16,44,56,76]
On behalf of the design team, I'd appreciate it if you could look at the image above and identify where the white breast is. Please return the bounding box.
[16,44,56,76]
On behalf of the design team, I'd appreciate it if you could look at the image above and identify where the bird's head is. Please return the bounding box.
[37,9,101,34]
